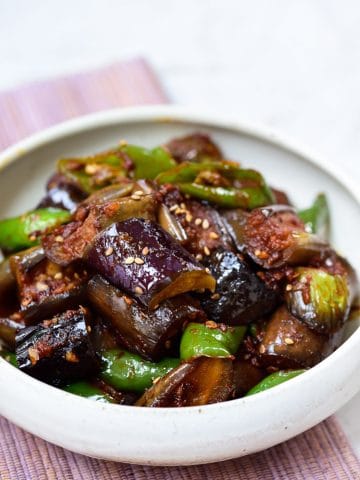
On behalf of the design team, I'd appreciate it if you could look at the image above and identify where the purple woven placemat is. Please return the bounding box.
[0,58,359,480]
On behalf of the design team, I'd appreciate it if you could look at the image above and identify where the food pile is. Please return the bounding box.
[0,133,357,407]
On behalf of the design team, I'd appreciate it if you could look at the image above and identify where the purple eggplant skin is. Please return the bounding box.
[136,356,234,407]
[15,307,99,386]
[257,305,343,369]
[0,316,25,350]
[85,218,215,309]
[0,258,16,298]
[37,174,87,213]
[43,193,157,266]
[9,246,88,325]
[200,250,279,325]
[87,275,206,360]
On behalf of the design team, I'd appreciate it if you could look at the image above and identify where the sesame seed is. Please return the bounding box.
[73,272,80,279]
[202,219,210,230]
[203,246,211,256]
[195,253,203,261]
[135,286,144,295]
[28,347,39,365]
[185,213,193,222]
[65,351,79,363]
[86,325,92,333]
[209,232,219,239]
[142,246,149,255]
[124,257,135,265]
[286,284,293,291]
[134,257,144,265]
[29,235,37,242]
[211,293,220,300]
[255,249,261,256]
[21,298,32,307]
[54,272,63,280]
[205,320,218,329]
[134,190,144,196]
[36,281,49,292]
[180,203,186,209]
[131,194,141,200]
[105,247,114,256]
[165,340,171,349]
[85,164,99,175]
[205,267,211,274]
[285,338,295,345]
[55,235,64,243]
[259,345,266,354]
[195,218,202,226]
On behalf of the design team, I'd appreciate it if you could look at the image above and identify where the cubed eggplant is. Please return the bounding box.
[0,315,25,349]
[200,250,279,325]
[42,194,157,266]
[161,186,233,257]
[285,267,353,334]
[257,305,343,369]
[224,205,329,268]
[0,258,16,298]
[136,356,234,407]
[10,246,88,324]
[15,307,98,386]
[37,174,87,213]
[85,218,215,309]
[87,275,206,360]
[232,359,265,397]
[165,133,223,163]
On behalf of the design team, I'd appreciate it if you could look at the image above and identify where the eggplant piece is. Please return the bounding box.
[10,246,88,324]
[87,275,206,360]
[85,218,215,309]
[136,356,234,407]
[200,250,279,325]
[15,307,98,386]
[285,267,354,334]
[161,185,233,257]
[37,174,87,213]
[165,133,223,163]
[42,193,157,266]
[224,205,329,269]
[0,259,16,298]
[257,305,342,369]
[271,188,292,206]
[232,359,265,397]
[0,315,25,349]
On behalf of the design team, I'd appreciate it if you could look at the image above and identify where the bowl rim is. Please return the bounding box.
[0,105,359,444]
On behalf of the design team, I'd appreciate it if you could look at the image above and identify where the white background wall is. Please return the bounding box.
[1,0,359,452]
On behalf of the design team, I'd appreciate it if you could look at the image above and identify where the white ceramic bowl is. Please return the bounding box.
[0,106,359,466]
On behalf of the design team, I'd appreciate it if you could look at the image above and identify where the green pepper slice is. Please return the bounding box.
[0,349,18,367]
[156,161,274,209]
[100,349,180,393]
[0,208,71,252]
[298,193,330,240]
[180,322,246,360]
[121,145,176,179]
[63,381,113,403]
[57,151,127,194]
[246,369,306,396]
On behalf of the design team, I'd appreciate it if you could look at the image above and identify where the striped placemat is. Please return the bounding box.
[0,58,359,480]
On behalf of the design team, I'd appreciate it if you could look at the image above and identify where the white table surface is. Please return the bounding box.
[1,0,359,456]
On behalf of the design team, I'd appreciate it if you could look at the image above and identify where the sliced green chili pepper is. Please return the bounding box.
[156,161,274,209]
[63,381,113,403]
[246,369,306,396]
[298,193,330,240]
[100,349,180,392]
[121,145,176,179]
[286,267,350,333]
[180,322,246,360]
[58,151,127,194]
[0,208,71,252]
[0,349,18,367]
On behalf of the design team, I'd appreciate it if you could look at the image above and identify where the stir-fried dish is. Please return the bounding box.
[0,133,358,407]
